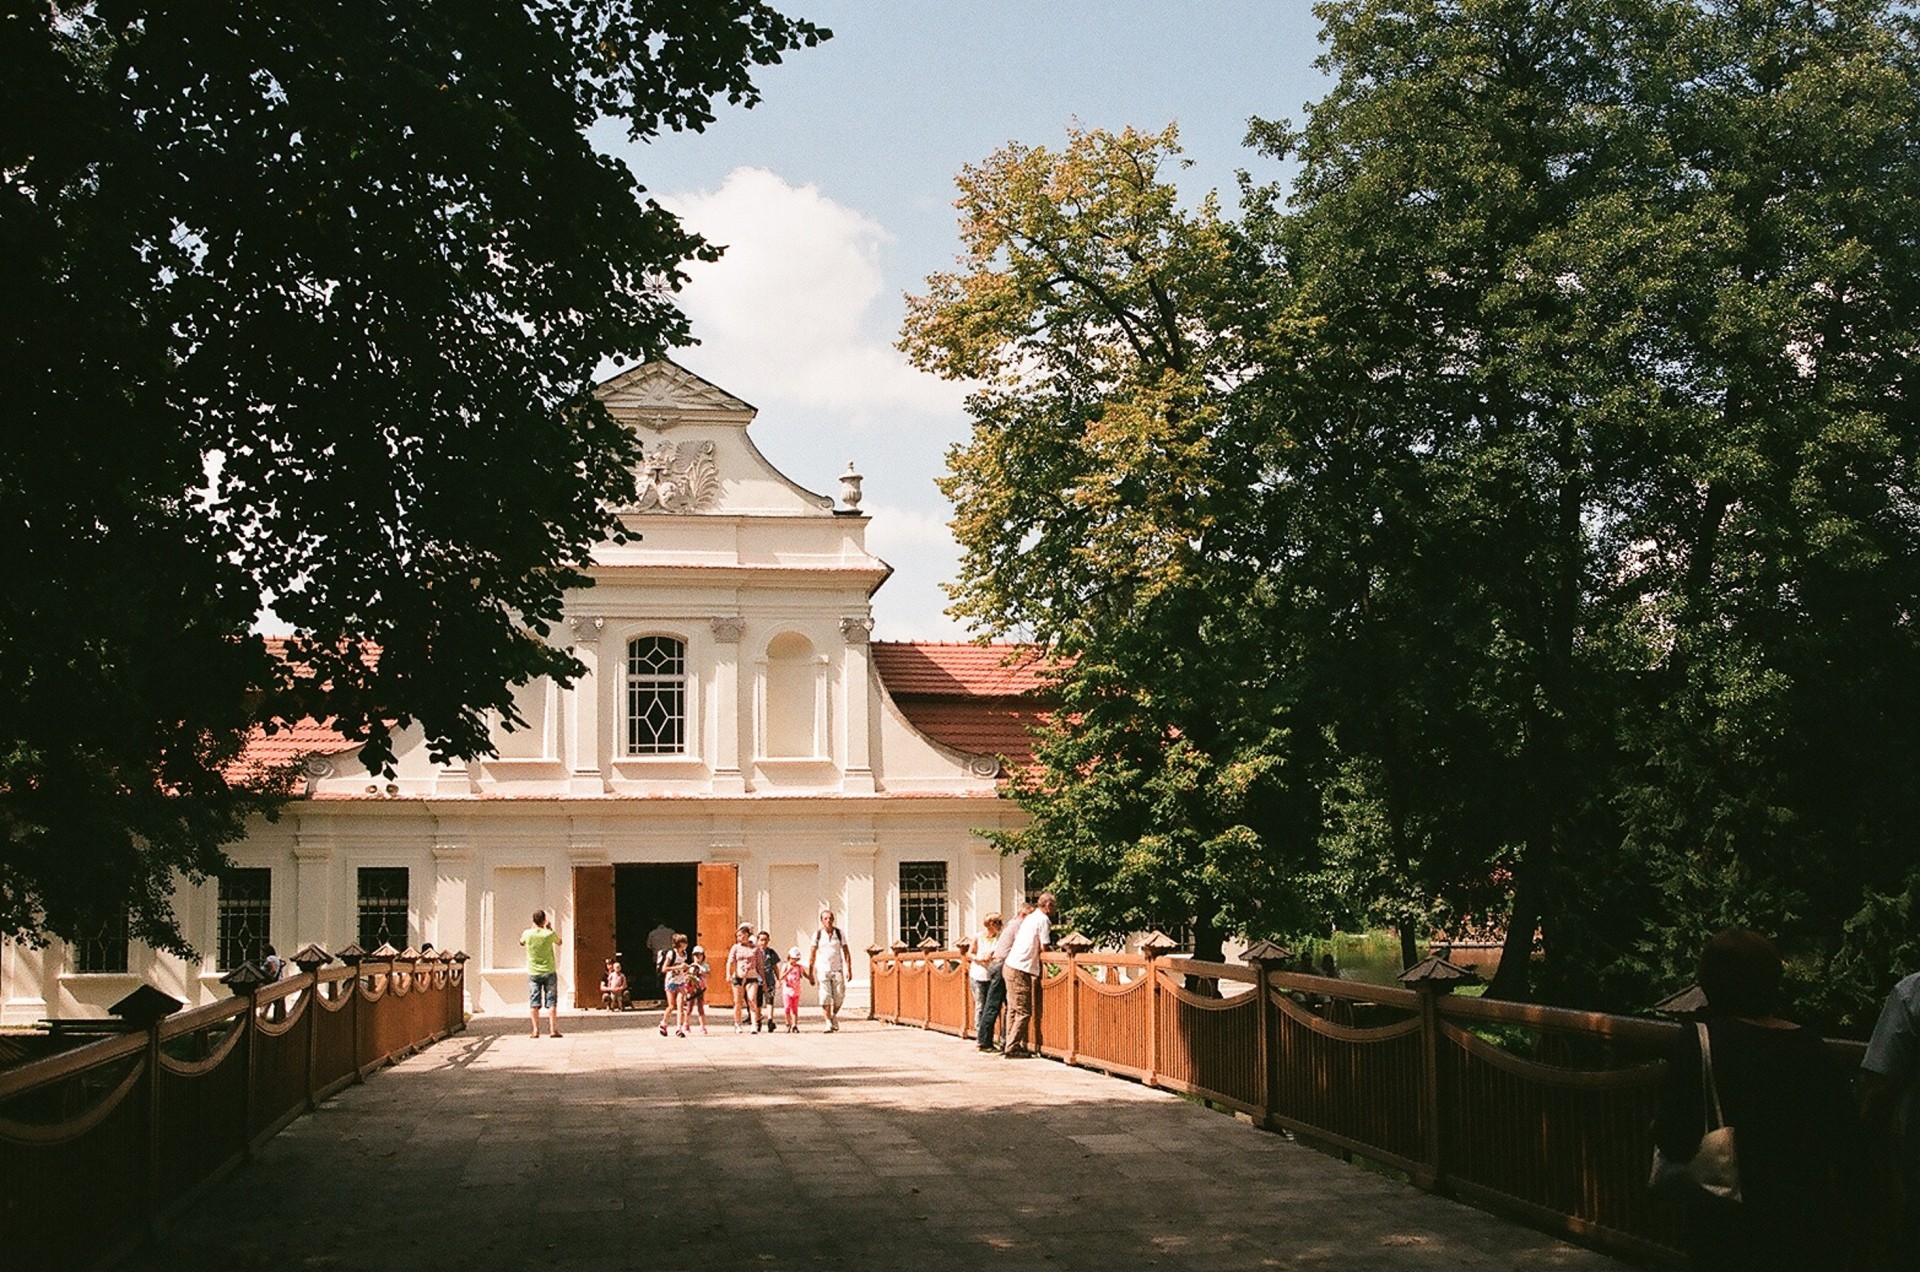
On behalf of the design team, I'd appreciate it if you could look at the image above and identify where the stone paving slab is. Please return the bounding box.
[121,1011,1631,1272]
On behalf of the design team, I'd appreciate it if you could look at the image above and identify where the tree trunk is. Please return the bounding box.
[1486,866,1540,1000]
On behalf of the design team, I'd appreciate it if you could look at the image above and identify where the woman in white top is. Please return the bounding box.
[968,914,1005,1050]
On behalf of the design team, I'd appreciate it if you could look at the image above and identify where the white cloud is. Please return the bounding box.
[863,502,972,643]
[660,168,961,422]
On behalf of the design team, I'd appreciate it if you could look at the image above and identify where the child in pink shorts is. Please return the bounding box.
[781,945,805,1033]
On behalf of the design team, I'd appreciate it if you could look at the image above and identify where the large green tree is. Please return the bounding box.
[901,125,1316,959]
[912,1,1920,1023]
[1,0,825,953]
[1270,0,1920,1013]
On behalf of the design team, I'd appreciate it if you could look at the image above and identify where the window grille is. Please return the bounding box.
[218,868,273,970]
[898,861,949,950]
[626,636,687,755]
[356,867,410,950]
[72,911,130,974]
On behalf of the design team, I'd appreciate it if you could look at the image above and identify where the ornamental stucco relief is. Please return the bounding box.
[621,439,720,514]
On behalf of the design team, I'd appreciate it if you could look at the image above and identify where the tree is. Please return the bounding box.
[913,2,1920,1024]
[1265,0,1920,1011]
[900,125,1315,959]
[0,1,827,953]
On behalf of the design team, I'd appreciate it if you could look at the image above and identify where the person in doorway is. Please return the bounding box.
[967,913,1006,1051]
[519,909,563,1039]
[755,931,780,1033]
[660,934,690,1036]
[727,923,763,1033]
[647,918,676,996]
[601,958,630,1011]
[807,907,853,1033]
[1000,893,1055,1059]
[781,945,805,1033]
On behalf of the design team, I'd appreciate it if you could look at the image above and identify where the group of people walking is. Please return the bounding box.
[520,906,860,1039]
[648,908,855,1036]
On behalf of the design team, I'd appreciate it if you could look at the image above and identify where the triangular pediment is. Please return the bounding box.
[598,360,756,429]
[592,359,834,517]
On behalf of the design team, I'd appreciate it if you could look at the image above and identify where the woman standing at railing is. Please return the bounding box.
[967,913,1005,1052]
[1653,929,1863,1270]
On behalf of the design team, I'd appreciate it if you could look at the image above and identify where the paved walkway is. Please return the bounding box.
[125,1012,1628,1272]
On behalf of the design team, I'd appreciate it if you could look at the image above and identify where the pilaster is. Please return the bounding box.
[710,616,747,794]
[292,829,334,951]
[566,614,605,794]
[839,616,876,794]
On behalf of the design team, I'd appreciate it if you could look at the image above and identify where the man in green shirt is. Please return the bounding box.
[520,909,563,1038]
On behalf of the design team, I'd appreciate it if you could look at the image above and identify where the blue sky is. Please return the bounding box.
[597,3,1331,640]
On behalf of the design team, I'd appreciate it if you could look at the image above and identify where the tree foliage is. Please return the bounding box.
[909,2,1920,1026]
[0,0,825,953]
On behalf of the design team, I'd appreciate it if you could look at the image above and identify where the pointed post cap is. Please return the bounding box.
[889,940,910,954]
[397,946,422,962]
[1397,954,1482,992]
[368,942,400,962]
[1139,930,1180,958]
[865,944,886,957]
[1652,983,1709,1016]
[917,937,942,953]
[291,943,333,974]
[1056,932,1095,956]
[451,950,470,964]
[336,943,367,966]
[109,984,185,1026]
[219,961,270,995]
[1242,939,1294,965]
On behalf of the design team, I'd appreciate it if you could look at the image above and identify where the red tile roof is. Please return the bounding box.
[869,642,1054,697]
[873,642,1053,766]
[226,718,362,792]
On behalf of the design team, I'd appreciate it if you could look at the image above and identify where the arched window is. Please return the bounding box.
[764,632,819,757]
[626,636,687,755]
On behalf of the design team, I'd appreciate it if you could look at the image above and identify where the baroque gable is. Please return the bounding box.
[598,360,755,428]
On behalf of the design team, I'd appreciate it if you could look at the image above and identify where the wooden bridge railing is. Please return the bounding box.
[867,945,1873,1266]
[0,952,467,1270]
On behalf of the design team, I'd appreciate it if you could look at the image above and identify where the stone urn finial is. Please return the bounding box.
[839,462,864,510]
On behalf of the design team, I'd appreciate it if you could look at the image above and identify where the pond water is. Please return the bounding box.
[1305,930,1508,988]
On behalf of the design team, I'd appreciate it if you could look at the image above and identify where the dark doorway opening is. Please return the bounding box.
[616,864,697,1002]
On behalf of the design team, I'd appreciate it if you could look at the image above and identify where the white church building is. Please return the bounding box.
[2,362,1045,1024]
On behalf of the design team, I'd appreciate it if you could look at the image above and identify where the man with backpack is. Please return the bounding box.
[807,907,853,1033]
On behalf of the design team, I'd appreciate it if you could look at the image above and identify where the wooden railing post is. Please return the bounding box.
[1398,954,1480,1194]
[1140,932,1179,1089]
[1057,934,1092,1065]
[219,961,269,1155]
[919,938,939,1028]
[293,944,334,1111]
[337,943,367,1082]
[1242,941,1292,1131]
[105,984,184,1239]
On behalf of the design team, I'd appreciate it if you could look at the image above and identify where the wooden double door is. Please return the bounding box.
[572,862,740,1009]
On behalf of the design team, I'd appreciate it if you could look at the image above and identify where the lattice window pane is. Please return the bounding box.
[218,868,272,970]
[72,911,130,974]
[898,861,949,949]
[357,867,410,950]
[626,636,687,755]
